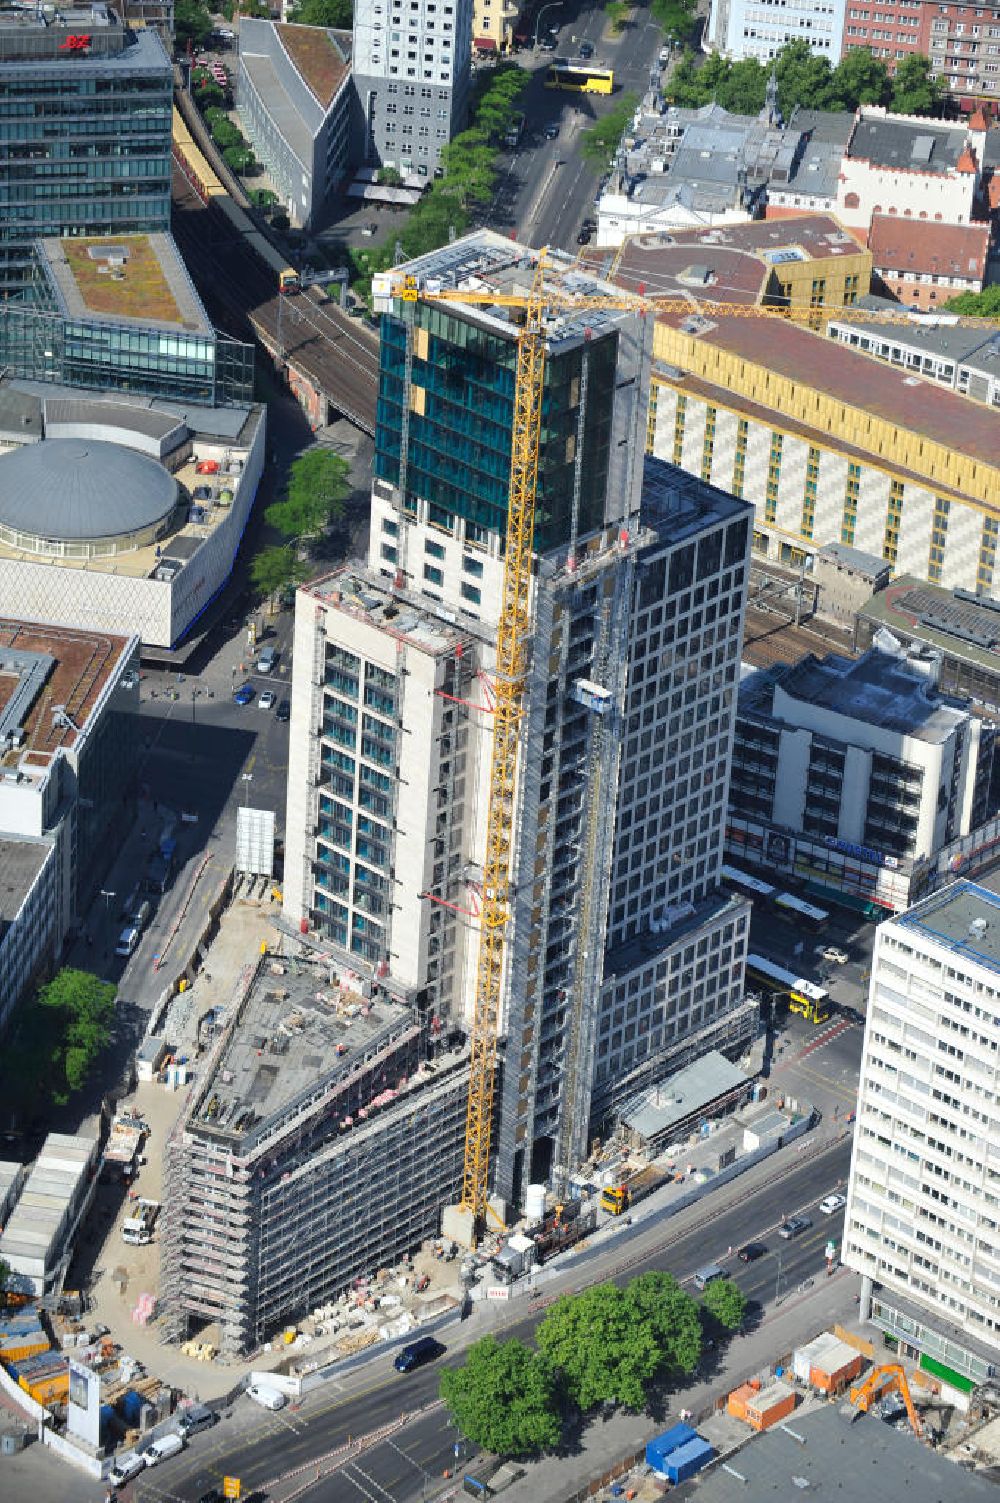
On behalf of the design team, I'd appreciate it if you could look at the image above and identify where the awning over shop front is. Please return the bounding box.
[474,36,498,50]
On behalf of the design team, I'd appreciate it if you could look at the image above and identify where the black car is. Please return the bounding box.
[579,40,594,57]
[544,121,560,139]
[778,1214,813,1240]
[394,1335,444,1373]
[275,698,291,722]
[737,1241,766,1263]
[577,227,592,245]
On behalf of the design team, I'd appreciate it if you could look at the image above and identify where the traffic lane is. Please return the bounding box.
[291,1417,463,1503]
[731,1210,848,1306]
[152,1139,854,1501]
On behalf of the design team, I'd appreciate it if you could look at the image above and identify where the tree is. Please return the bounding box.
[717,57,767,114]
[651,0,698,48]
[6,969,118,1107]
[890,54,944,116]
[210,117,243,150]
[290,0,353,24]
[192,70,226,109]
[439,1337,562,1457]
[625,1272,703,1384]
[580,93,639,165]
[537,1283,662,1411]
[251,544,309,604]
[605,0,629,32]
[701,1278,749,1332]
[175,0,213,52]
[266,448,350,540]
[224,145,256,174]
[944,287,1000,318]
[828,47,889,110]
[775,39,835,116]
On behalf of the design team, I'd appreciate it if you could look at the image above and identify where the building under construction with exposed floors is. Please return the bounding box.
[280,230,758,1215]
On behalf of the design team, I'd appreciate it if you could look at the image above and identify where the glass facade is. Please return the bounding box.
[374,305,618,553]
[0,26,172,294]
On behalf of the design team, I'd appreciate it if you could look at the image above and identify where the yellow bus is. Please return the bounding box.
[545,61,614,94]
[746,953,831,1025]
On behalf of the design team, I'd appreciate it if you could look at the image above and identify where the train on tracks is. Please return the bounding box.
[171,105,300,295]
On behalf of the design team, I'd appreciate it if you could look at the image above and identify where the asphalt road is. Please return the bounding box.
[141,1137,852,1503]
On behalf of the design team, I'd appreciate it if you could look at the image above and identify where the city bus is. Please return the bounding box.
[545,61,614,94]
[720,864,777,905]
[774,890,830,931]
[745,953,831,1024]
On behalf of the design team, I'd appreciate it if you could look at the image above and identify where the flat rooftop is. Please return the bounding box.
[775,645,967,742]
[619,1049,747,1140]
[829,310,1000,374]
[0,618,130,764]
[312,567,468,657]
[380,230,637,346]
[192,963,418,1144]
[846,111,969,174]
[858,578,1000,676]
[895,880,1000,978]
[655,311,1000,476]
[640,454,751,543]
[39,234,211,335]
[679,1402,997,1503]
[0,837,52,936]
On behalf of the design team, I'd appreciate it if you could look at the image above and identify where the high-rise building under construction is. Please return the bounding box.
[284,231,757,1207]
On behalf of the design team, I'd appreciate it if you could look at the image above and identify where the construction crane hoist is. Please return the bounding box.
[386,256,995,1238]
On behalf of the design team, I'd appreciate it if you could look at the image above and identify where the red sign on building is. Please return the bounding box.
[59,34,92,51]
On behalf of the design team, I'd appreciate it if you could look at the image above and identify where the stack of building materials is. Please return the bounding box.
[728,1377,797,1430]
[646,1421,715,1483]
[102,1116,145,1182]
[0,1311,50,1365]
[11,1348,68,1405]
[0,1133,98,1294]
[793,1331,865,1394]
[132,1293,156,1326]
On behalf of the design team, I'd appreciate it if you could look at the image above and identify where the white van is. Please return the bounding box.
[693,1263,727,1291]
[115,925,140,958]
[256,645,278,674]
[109,1450,146,1487]
[145,1432,184,1466]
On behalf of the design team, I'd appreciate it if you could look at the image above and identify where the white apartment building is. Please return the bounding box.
[706,0,846,62]
[845,879,1000,1399]
[728,641,996,913]
[352,0,474,176]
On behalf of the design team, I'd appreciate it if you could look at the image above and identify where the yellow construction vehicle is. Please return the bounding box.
[849,1362,924,1438]
[381,258,994,1240]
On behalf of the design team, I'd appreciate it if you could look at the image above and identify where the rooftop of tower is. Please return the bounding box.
[373,229,638,348]
[39,234,212,334]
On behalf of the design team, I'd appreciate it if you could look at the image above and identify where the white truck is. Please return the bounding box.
[122,1198,160,1246]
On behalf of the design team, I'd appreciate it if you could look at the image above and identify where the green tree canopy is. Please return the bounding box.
[175,0,213,52]
[210,117,243,150]
[537,1283,662,1411]
[827,47,889,109]
[223,146,256,174]
[890,53,944,115]
[580,93,639,165]
[625,1271,703,1383]
[290,0,353,24]
[250,544,309,604]
[266,448,350,540]
[944,287,1000,319]
[701,1277,749,1332]
[439,1337,562,1457]
[651,0,698,48]
[4,969,117,1108]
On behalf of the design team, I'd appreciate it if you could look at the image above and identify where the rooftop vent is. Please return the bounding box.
[969,917,989,938]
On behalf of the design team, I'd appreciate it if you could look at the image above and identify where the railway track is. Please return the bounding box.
[171,169,378,432]
[742,604,855,670]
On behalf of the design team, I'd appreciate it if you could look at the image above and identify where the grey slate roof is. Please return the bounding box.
[0,438,178,541]
[847,113,969,174]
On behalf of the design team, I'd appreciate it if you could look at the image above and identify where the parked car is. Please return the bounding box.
[256,644,278,674]
[737,1242,766,1263]
[233,683,255,705]
[246,1383,286,1411]
[394,1336,444,1373]
[659,45,670,63]
[177,1403,217,1438]
[577,227,592,245]
[258,690,277,710]
[579,40,595,56]
[145,1432,184,1466]
[109,1451,147,1488]
[544,121,560,139]
[817,945,849,965]
[114,925,140,958]
[275,698,291,722]
[819,1193,847,1215]
[540,36,556,50]
[778,1214,813,1240]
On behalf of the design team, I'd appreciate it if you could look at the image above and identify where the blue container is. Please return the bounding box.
[100,1404,115,1438]
[120,1389,143,1427]
[665,1437,715,1485]
[646,1421,697,1472]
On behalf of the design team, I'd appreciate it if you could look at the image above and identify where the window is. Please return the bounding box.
[425,539,445,559]
[461,581,481,605]
[424,564,444,585]
[462,555,483,577]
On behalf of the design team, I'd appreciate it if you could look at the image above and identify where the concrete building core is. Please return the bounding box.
[284,231,756,1210]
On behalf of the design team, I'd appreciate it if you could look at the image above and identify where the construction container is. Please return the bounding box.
[728,1378,797,1430]
[119,1389,144,1428]
[646,1421,696,1473]
[793,1332,865,1394]
[14,1351,68,1405]
[664,1436,714,1484]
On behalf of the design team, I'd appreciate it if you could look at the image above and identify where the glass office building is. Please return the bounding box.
[0,5,172,295]
[374,302,619,554]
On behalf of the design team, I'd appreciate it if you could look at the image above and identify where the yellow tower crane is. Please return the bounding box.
[390,260,994,1235]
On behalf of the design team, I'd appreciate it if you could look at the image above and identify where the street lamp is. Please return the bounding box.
[774,1249,784,1305]
[533,1,561,48]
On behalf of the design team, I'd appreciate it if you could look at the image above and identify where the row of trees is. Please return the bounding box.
[250,448,351,601]
[203,103,259,176]
[2,969,117,1115]
[440,1272,749,1458]
[349,63,528,304]
[669,39,944,119]
[652,0,699,50]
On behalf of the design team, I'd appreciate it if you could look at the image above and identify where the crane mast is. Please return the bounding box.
[461,258,548,1228]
